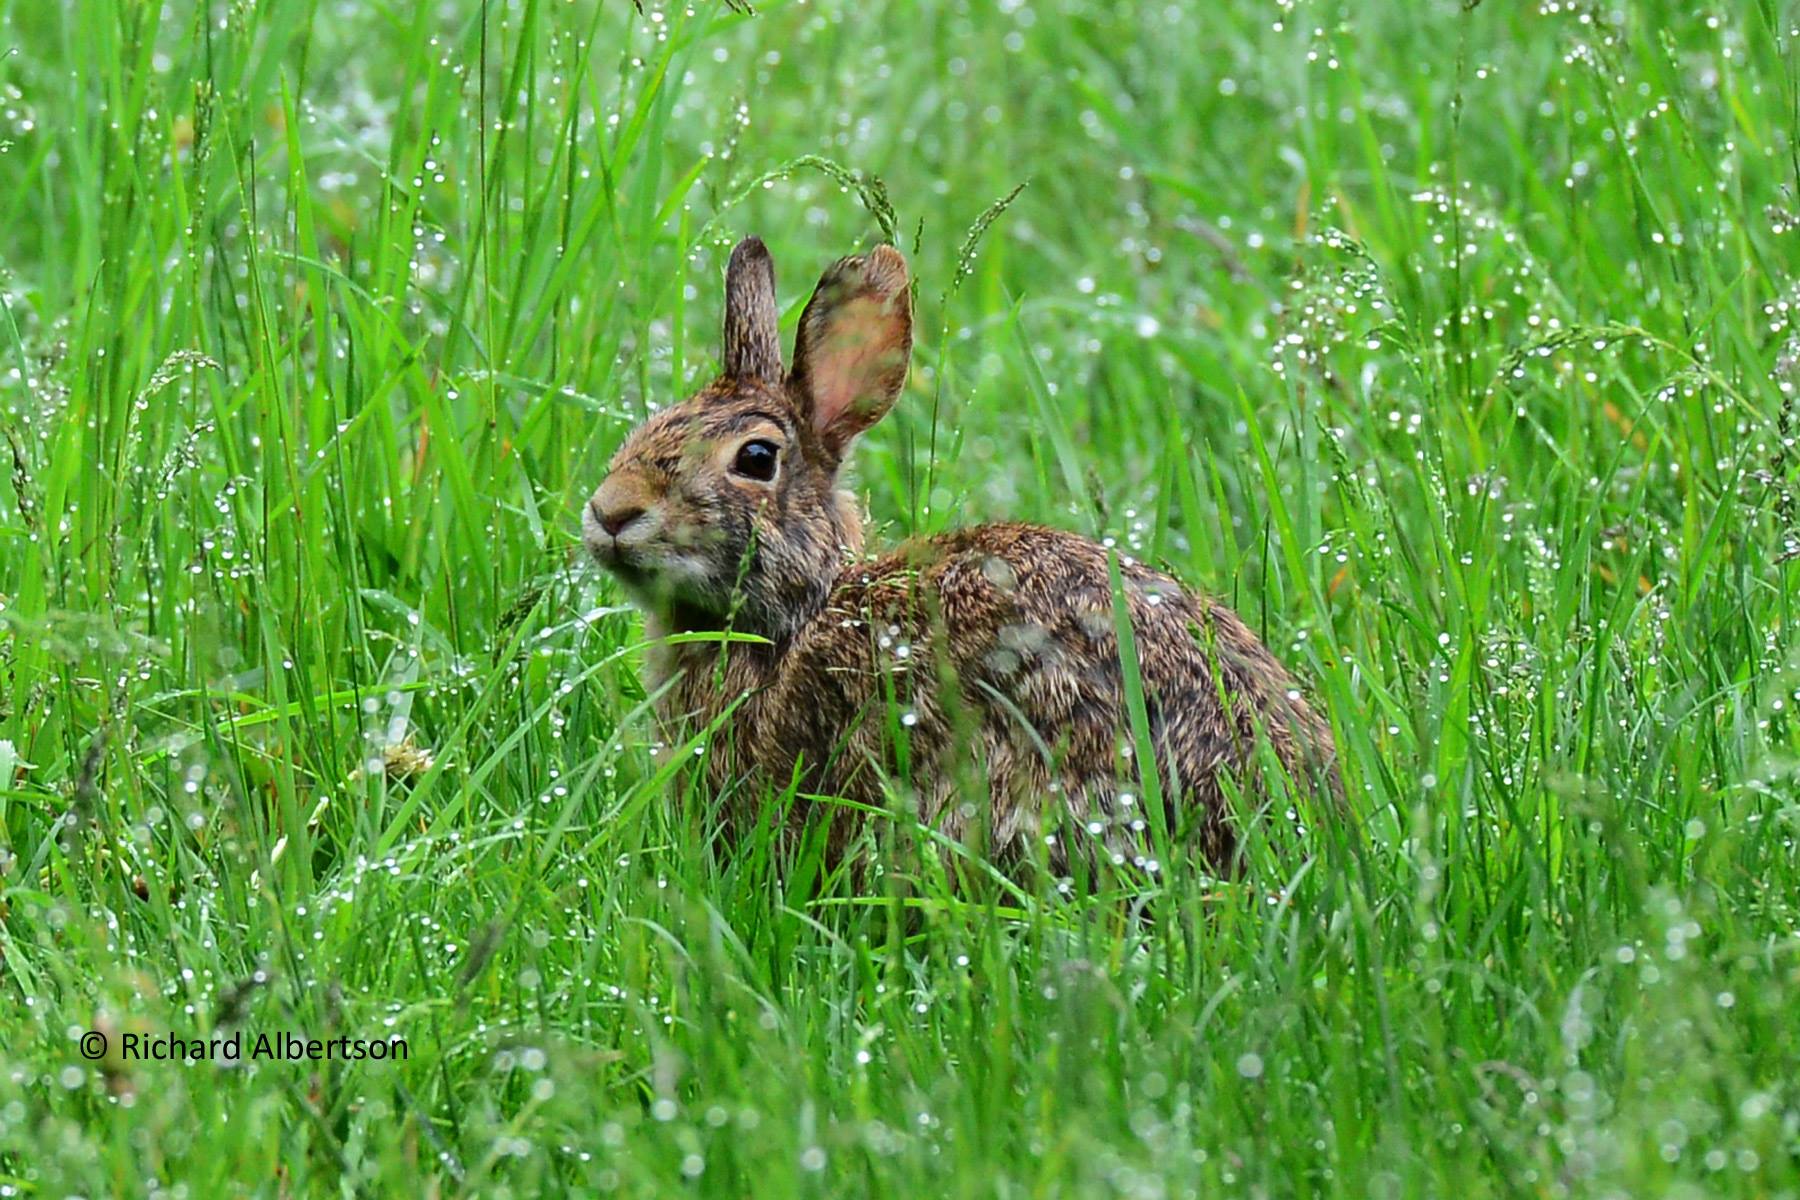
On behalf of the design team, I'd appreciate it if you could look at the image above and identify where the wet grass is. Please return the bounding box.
[2,0,1798,1195]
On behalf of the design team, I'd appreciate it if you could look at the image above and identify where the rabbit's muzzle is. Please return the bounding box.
[584,469,664,567]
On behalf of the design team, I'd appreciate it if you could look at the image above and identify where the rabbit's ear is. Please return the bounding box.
[789,245,912,458]
[722,236,783,383]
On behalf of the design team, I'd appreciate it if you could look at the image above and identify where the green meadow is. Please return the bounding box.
[2,0,1798,1194]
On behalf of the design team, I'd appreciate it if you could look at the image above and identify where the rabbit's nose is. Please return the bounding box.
[596,499,645,537]
[591,471,656,538]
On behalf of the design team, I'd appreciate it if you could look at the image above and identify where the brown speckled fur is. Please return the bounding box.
[585,238,1336,876]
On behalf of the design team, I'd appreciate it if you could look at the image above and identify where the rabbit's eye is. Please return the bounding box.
[731,438,780,482]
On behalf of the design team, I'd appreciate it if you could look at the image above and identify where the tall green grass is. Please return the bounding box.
[1,0,1797,1194]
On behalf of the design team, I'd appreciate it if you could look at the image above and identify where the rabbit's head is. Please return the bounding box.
[585,237,913,641]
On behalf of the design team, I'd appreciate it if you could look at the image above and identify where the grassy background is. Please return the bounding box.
[2,0,1799,1194]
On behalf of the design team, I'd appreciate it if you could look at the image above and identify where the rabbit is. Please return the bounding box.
[583,236,1337,877]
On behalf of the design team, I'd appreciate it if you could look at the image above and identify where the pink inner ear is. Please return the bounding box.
[807,293,909,438]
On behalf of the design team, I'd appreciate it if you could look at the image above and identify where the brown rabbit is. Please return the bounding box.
[584,237,1336,876]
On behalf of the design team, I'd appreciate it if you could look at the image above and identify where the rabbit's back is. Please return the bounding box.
[673,522,1335,871]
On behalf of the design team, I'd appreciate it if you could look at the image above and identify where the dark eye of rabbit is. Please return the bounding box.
[731,438,779,482]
